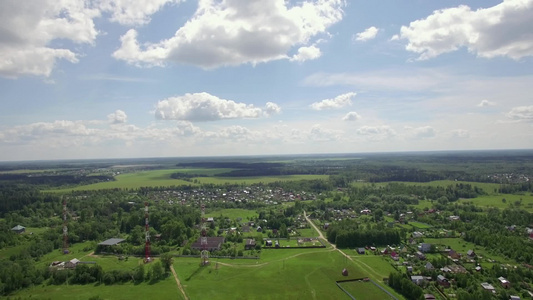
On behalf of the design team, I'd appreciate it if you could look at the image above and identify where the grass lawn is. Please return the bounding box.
[338,280,394,300]
[409,221,432,229]
[297,227,320,237]
[8,276,184,300]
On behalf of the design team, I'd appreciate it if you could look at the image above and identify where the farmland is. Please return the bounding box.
[2,150,533,300]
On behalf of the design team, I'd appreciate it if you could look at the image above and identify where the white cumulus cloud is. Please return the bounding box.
[0,0,100,78]
[113,0,345,68]
[478,99,496,107]
[395,0,533,60]
[264,102,282,117]
[342,112,360,121]
[310,92,356,110]
[99,0,182,26]
[354,26,379,42]
[154,92,279,121]
[506,105,533,121]
[107,110,128,124]
[291,45,322,62]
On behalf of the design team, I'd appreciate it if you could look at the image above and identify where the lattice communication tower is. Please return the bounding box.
[200,203,209,265]
[144,202,151,263]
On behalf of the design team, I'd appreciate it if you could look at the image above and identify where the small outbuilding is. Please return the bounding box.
[11,225,25,234]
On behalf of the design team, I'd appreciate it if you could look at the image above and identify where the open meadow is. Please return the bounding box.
[338,280,395,300]
[8,276,184,300]
[173,249,404,300]
[46,168,329,192]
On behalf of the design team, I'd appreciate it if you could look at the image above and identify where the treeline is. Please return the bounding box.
[169,172,208,180]
[0,174,114,187]
[0,184,57,216]
[387,272,424,300]
[326,220,401,247]
[498,181,533,193]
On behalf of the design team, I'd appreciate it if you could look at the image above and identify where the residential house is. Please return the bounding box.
[419,243,431,253]
[265,240,272,246]
[481,282,496,293]
[360,209,371,215]
[416,251,426,260]
[64,258,80,269]
[357,248,365,254]
[447,249,461,259]
[499,276,511,288]
[449,215,460,221]
[407,266,413,273]
[411,275,425,285]
[437,275,450,287]
[412,231,424,238]
[425,262,434,271]
[510,296,520,300]
[467,249,476,258]
[323,223,330,230]
[245,239,256,250]
[191,237,225,252]
[424,294,436,300]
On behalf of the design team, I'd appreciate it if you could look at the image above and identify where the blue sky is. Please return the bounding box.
[0,0,532,161]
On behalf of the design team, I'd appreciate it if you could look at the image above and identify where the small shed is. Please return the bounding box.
[11,225,25,234]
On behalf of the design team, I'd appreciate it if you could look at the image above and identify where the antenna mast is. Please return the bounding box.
[62,198,69,254]
[144,202,151,262]
[200,203,209,265]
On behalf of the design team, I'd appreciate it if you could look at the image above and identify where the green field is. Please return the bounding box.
[338,280,394,300]
[46,168,329,192]
[8,276,184,300]
[194,174,329,185]
[458,194,533,212]
[173,249,401,300]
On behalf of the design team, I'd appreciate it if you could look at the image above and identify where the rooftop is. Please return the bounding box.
[98,238,125,246]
